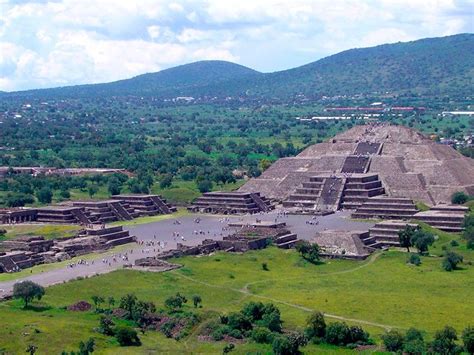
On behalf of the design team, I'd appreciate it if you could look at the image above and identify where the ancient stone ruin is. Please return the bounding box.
[0,194,176,225]
[189,191,274,214]
[240,124,474,209]
[0,226,135,273]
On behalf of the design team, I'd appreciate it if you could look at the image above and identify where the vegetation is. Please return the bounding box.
[0,240,473,353]
[12,281,45,308]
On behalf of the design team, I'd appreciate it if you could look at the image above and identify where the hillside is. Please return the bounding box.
[2,33,473,100]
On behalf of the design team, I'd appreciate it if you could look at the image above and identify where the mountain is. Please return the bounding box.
[2,33,473,100]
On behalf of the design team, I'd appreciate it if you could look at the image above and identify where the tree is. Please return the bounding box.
[91,295,105,310]
[442,252,463,271]
[431,326,460,355]
[88,185,99,198]
[462,326,474,354]
[411,230,435,255]
[36,187,53,204]
[108,181,121,196]
[197,179,213,193]
[78,338,95,355]
[451,191,469,204]
[403,328,425,355]
[98,315,115,336]
[382,330,404,352]
[305,311,326,340]
[60,188,71,199]
[26,345,38,355]
[13,281,45,308]
[192,295,202,308]
[107,296,115,309]
[115,326,141,346]
[398,225,417,252]
[159,174,173,189]
[164,293,187,311]
[295,241,321,264]
[408,253,421,266]
[119,294,137,320]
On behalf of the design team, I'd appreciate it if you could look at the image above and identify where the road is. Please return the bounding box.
[0,210,373,296]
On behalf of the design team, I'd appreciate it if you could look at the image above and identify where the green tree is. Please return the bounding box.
[91,295,105,310]
[164,293,187,311]
[295,241,321,264]
[13,281,45,308]
[159,174,173,189]
[462,326,474,354]
[431,326,461,355]
[78,338,95,355]
[382,330,404,352]
[411,230,435,255]
[192,295,202,308]
[398,225,417,252]
[442,251,463,271]
[305,311,326,340]
[98,315,115,336]
[115,326,141,346]
[88,185,99,198]
[119,294,137,320]
[451,191,469,204]
[403,328,425,355]
[197,179,213,193]
[36,187,53,204]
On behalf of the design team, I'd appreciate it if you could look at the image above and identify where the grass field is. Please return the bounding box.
[1,224,81,242]
[0,234,472,354]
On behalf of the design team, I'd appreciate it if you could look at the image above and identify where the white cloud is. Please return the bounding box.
[0,0,471,90]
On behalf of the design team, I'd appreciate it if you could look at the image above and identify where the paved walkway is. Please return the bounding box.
[0,210,374,297]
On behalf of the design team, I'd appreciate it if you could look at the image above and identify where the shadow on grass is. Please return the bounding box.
[26,304,53,312]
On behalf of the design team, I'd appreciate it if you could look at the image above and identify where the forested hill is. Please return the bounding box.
[2,33,473,100]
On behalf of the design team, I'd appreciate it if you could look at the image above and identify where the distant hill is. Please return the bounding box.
[3,33,473,100]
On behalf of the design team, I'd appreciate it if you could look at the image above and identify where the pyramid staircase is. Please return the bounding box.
[341,174,385,210]
[351,197,419,220]
[190,192,273,214]
[283,176,345,212]
[359,220,419,249]
[413,205,468,233]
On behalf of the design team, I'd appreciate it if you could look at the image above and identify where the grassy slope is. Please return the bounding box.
[1,224,81,242]
[0,238,472,354]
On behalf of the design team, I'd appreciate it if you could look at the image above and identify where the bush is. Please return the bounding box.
[408,253,421,266]
[115,326,141,346]
[382,329,404,352]
[450,240,459,247]
[211,325,231,341]
[36,187,53,204]
[325,322,370,346]
[305,311,326,340]
[262,262,269,271]
[272,335,301,355]
[462,326,474,354]
[228,328,243,339]
[325,322,351,346]
[451,191,469,204]
[442,251,463,271]
[403,328,425,354]
[227,312,252,331]
[251,327,274,344]
[431,326,460,355]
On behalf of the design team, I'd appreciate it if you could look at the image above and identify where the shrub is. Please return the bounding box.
[262,262,269,271]
[241,302,265,321]
[325,322,351,345]
[211,325,231,341]
[227,312,252,331]
[408,253,421,266]
[382,329,404,352]
[451,191,469,204]
[251,327,273,344]
[295,241,321,264]
[305,311,326,340]
[431,326,460,355]
[165,293,187,311]
[462,326,474,354]
[115,326,141,346]
[403,328,425,354]
[272,335,299,355]
[228,329,243,339]
[442,252,463,271]
[98,315,115,336]
[450,240,459,247]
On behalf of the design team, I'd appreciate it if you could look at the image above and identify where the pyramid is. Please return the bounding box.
[239,124,474,206]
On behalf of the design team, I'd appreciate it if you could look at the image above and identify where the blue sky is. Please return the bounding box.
[0,0,473,91]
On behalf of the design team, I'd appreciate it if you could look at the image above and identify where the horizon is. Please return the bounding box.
[1,0,473,92]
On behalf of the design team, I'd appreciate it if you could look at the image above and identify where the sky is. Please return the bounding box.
[0,0,473,91]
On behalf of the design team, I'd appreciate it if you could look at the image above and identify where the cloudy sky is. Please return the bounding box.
[0,0,472,91]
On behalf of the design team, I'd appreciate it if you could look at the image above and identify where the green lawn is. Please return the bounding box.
[1,224,81,241]
[1,241,472,354]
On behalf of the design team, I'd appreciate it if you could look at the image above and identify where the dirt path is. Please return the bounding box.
[171,253,397,332]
